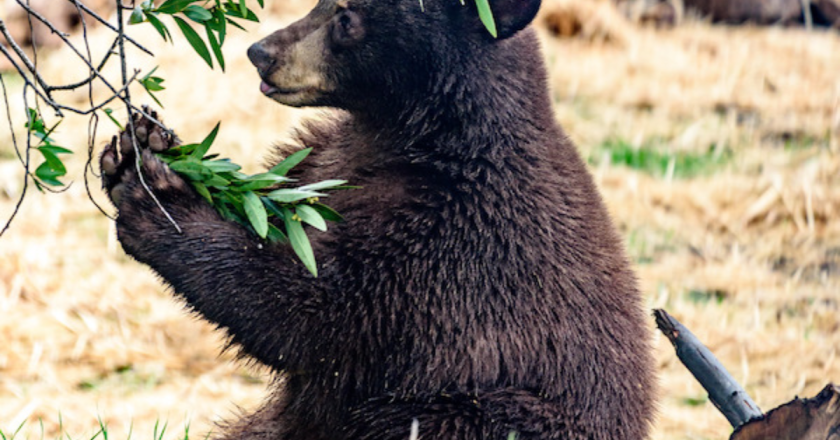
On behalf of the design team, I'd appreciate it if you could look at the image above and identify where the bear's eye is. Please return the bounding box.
[331,10,364,47]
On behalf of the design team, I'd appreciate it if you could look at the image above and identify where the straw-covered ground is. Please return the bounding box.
[0,0,838,439]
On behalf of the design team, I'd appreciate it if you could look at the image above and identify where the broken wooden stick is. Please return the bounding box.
[653,308,763,427]
[655,308,840,439]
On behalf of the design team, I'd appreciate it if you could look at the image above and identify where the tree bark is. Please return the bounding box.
[730,384,840,440]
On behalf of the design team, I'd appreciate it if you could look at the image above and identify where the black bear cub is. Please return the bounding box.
[101,0,656,438]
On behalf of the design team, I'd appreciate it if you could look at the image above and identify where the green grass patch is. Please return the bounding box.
[680,395,709,407]
[0,417,202,440]
[77,365,161,392]
[685,288,728,305]
[589,138,730,179]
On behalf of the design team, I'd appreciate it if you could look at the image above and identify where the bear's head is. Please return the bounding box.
[246,0,542,112]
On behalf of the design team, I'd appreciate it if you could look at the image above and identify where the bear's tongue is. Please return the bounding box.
[260,81,275,94]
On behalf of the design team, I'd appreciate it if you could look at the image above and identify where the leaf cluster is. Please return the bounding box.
[154,124,349,277]
[130,0,263,72]
[25,108,73,190]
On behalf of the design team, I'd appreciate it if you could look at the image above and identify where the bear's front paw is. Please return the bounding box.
[100,109,215,253]
[100,108,189,207]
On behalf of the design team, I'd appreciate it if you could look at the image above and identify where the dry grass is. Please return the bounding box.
[1,1,839,439]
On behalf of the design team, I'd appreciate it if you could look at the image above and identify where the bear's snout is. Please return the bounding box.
[247,43,275,74]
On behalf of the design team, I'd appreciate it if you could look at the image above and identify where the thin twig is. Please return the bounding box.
[65,0,154,56]
[0,38,140,116]
[116,0,182,234]
[0,20,56,104]
[2,2,150,124]
[14,0,130,99]
[75,1,114,220]
[0,77,29,236]
[800,0,813,31]
[50,37,120,91]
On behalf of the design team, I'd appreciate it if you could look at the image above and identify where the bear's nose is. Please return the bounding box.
[247,43,275,73]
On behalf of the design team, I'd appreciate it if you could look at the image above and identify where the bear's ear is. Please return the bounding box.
[483,0,542,40]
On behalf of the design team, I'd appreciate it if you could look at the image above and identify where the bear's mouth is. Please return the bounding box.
[260,81,309,97]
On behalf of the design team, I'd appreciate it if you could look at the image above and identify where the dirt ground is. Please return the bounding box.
[0,1,838,439]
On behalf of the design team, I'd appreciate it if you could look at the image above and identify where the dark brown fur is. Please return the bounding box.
[101,0,656,438]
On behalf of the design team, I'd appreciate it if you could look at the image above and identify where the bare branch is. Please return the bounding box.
[0,19,57,104]
[50,37,120,91]
[13,0,129,100]
[65,0,154,56]
[1,83,34,237]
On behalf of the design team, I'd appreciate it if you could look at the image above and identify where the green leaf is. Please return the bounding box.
[129,6,146,24]
[232,172,289,191]
[34,162,65,186]
[295,204,327,231]
[191,122,220,159]
[191,181,213,202]
[37,147,67,173]
[261,197,286,219]
[142,77,166,92]
[235,181,282,192]
[26,107,38,123]
[283,207,317,276]
[141,68,166,89]
[173,16,213,68]
[269,148,311,176]
[155,0,196,14]
[298,179,348,192]
[169,160,213,180]
[32,131,55,143]
[243,191,268,238]
[202,159,241,173]
[227,171,250,180]
[311,203,344,222]
[183,5,213,22]
[474,0,498,38]
[38,145,73,155]
[145,13,172,42]
[266,188,326,204]
[266,223,287,242]
[257,0,264,7]
[103,108,124,130]
[139,67,166,108]
[206,26,225,71]
[210,8,227,44]
[25,108,45,132]
[225,17,247,32]
[242,172,290,183]
[223,1,258,21]
[147,91,164,108]
[203,173,231,188]
[161,142,198,156]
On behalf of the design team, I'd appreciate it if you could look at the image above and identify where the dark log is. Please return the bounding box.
[730,384,840,440]
[653,309,763,427]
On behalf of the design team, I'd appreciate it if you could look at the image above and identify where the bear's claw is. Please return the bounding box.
[100,107,182,207]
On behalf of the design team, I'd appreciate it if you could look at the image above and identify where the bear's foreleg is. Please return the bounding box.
[100,112,329,370]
